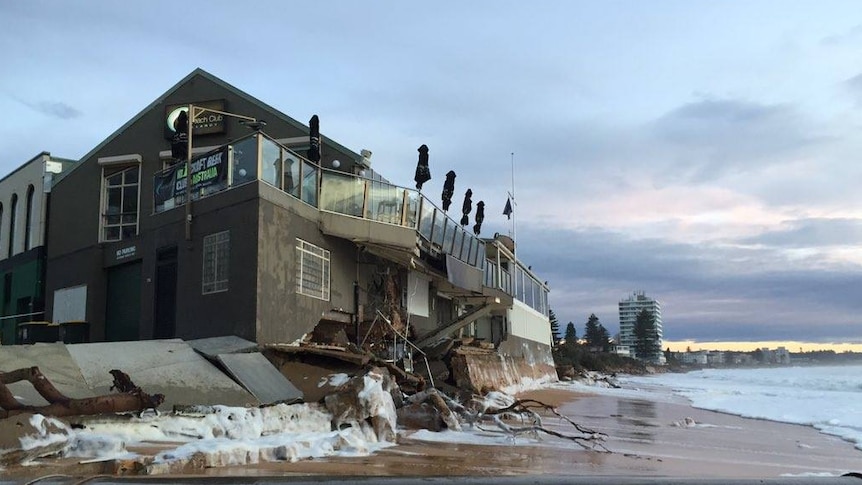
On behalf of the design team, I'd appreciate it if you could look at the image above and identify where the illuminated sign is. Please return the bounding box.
[164,99,226,139]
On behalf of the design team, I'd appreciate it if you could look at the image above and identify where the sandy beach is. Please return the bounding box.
[197,386,861,479]
[4,386,860,480]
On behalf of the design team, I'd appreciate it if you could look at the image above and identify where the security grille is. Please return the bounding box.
[296,239,330,300]
[202,231,230,294]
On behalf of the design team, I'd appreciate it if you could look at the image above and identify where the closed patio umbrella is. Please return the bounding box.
[414,144,431,189]
[460,189,473,226]
[307,115,320,163]
[442,170,456,211]
[473,201,485,235]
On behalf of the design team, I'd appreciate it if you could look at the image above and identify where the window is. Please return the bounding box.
[202,231,230,294]
[0,202,4,258]
[101,166,139,242]
[8,194,17,258]
[296,239,330,301]
[24,185,34,250]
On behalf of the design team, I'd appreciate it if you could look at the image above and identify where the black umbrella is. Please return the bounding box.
[460,189,473,226]
[307,115,320,163]
[473,201,485,235]
[442,170,456,211]
[414,144,431,189]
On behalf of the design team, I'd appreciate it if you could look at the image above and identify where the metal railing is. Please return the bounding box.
[153,133,486,270]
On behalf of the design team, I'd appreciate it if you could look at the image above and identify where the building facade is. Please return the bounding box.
[0,152,75,344]
[36,69,553,381]
[618,291,664,363]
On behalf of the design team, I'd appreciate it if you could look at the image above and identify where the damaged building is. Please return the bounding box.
[7,69,555,392]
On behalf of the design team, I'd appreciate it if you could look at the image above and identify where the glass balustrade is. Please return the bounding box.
[153,132,489,271]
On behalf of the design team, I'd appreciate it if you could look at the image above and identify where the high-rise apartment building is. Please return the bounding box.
[618,291,664,363]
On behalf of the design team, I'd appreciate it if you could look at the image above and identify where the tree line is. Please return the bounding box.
[550,308,660,362]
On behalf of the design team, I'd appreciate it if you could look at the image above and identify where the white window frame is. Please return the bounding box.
[202,230,230,294]
[99,164,141,242]
[296,239,330,301]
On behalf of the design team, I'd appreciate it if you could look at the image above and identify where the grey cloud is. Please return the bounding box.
[742,218,862,247]
[652,97,824,183]
[845,72,862,96]
[821,25,862,45]
[514,225,862,343]
[20,99,82,119]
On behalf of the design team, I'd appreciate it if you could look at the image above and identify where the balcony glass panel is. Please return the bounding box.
[514,266,523,301]
[500,267,511,294]
[404,191,420,229]
[469,237,480,266]
[231,136,258,186]
[320,171,363,216]
[301,161,318,207]
[366,181,403,225]
[442,219,455,254]
[284,152,301,197]
[260,138,282,187]
[525,277,535,307]
[452,229,463,262]
[431,210,445,247]
[461,232,472,261]
[418,199,434,241]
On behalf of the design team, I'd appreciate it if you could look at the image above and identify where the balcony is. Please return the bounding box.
[152,133,550,315]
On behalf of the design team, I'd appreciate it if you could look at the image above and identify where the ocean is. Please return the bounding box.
[620,365,862,450]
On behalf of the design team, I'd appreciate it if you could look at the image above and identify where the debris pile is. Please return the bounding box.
[1,333,606,476]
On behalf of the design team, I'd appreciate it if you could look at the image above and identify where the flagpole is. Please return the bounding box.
[510,152,516,256]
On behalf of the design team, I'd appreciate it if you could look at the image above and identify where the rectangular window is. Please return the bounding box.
[202,230,230,294]
[296,239,330,301]
[101,165,139,242]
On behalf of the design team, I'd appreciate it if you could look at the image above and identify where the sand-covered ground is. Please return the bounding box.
[208,386,861,478]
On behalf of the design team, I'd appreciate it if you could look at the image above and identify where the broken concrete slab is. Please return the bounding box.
[0,412,71,465]
[216,352,303,405]
[0,342,93,407]
[324,369,398,442]
[65,339,256,409]
[187,335,257,360]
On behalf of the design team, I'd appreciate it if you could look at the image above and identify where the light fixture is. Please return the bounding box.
[358,169,367,177]
[332,159,341,168]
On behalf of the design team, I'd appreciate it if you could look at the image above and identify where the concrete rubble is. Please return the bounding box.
[0,333,585,478]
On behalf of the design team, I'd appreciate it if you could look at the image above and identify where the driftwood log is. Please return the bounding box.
[479,398,609,451]
[0,366,164,419]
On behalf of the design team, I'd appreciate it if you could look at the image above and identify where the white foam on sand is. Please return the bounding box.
[14,375,399,470]
[318,373,351,388]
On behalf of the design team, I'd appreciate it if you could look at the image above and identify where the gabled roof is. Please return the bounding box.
[73,68,361,167]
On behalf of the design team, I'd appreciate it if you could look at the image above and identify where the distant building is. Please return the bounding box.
[679,350,707,365]
[0,152,75,344]
[618,291,664,364]
[611,344,631,357]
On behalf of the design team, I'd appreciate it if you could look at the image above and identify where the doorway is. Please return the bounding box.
[105,261,142,341]
[154,246,178,339]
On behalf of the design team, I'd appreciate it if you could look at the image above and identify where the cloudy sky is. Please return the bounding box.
[2,1,862,347]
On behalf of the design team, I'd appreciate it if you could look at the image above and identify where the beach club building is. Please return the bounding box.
[34,69,554,379]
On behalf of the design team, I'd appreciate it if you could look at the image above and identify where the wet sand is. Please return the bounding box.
[5,387,859,480]
[213,386,862,478]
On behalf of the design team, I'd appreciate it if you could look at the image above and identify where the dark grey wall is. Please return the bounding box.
[45,72,360,342]
[256,189,357,344]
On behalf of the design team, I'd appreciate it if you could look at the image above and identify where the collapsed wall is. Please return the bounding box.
[449,335,557,394]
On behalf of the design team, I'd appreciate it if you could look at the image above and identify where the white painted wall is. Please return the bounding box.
[507,299,552,346]
[0,153,59,259]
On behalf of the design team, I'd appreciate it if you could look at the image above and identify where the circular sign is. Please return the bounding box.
[166,106,189,132]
